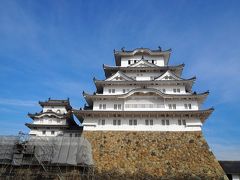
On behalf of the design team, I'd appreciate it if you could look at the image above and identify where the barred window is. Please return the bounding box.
[129,119,133,125]
[150,119,153,125]
[118,120,121,125]
[103,104,106,109]
[145,120,149,125]
[162,119,170,125]
[101,119,105,125]
[118,104,121,110]
[162,120,165,125]
[166,120,170,125]
[178,119,186,126]
[134,120,137,125]
[188,104,192,109]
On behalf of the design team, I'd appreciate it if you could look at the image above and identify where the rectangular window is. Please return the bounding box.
[118,120,121,125]
[177,89,180,93]
[114,104,117,109]
[162,119,170,125]
[162,120,165,125]
[178,119,182,125]
[134,119,137,125]
[118,104,121,110]
[51,131,55,135]
[128,60,131,64]
[134,60,137,63]
[168,104,172,109]
[152,60,155,64]
[184,104,188,109]
[150,119,153,125]
[173,104,176,109]
[112,89,115,93]
[108,89,111,93]
[145,119,149,125]
[123,89,126,93]
[113,120,117,125]
[103,104,106,109]
[42,130,46,135]
[129,119,133,125]
[188,104,192,109]
[101,119,105,125]
[173,89,176,93]
[99,104,102,109]
[183,119,186,126]
[162,89,166,93]
[166,120,170,125]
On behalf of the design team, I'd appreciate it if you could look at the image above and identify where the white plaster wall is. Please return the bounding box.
[93,100,124,111]
[29,129,64,136]
[103,85,188,95]
[124,72,162,81]
[93,98,199,111]
[43,106,67,113]
[103,85,141,95]
[121,56,165,67]
[82,117,202,131]
[148,85,187,94]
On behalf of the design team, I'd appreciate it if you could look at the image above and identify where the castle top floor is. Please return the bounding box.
[114,47,171,67]
[39,98,72,114]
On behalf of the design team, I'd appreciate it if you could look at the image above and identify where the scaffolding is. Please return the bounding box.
[0,133,94,179]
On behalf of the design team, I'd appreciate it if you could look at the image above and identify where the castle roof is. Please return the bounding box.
[114,48,171,66]
[219,161,240,174]
[25,123,69,129]
[28,111,68,119]
[103,63,184,78]
[39,98,72,110]
[73,108,214,123]
[94,76,196,93]
[83,88,209,106]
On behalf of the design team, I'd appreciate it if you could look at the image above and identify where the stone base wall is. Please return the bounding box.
[84,131,227,179]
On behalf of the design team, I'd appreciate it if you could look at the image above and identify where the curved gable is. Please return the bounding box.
[120,88,165,99]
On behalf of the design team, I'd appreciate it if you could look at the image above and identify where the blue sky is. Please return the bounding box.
[0,0,240,160]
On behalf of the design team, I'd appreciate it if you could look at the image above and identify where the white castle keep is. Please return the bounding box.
[26,99,82,136]
[73,47,213,131]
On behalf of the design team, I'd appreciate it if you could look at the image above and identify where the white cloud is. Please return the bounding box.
[211,143,240,160]
[0,98,37,107]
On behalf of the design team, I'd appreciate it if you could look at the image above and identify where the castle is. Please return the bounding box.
[24,47,227,179]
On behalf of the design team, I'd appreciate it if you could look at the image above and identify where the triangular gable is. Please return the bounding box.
[105,71,134,81]
[130,60,158,67]
[155,70,182,81]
